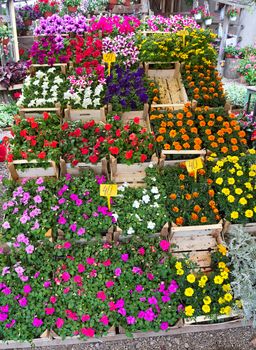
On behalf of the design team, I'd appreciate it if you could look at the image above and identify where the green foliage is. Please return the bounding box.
[0,103,18,128]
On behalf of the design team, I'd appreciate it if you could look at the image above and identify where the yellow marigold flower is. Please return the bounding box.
[185,305,195,317]
[235,188,243,195]
[237,170,243,176]
[224,306,232,315]
[248,149,256,154]
[221,271,229,280]
[202,304,210,313]
[224,293,233,302]
[221,188,230,196]
[218,262,226,269]
[216,177,223,185]
[216,160,224,167]
[201,275,208,282]
[203,296,211,305]
[239,197,247,205]
[227,195,235,203]
[245,210,253,218]
[177,269,184,275]
[249,171,255,177]
[229,168,236,174]
[231,156,239,163]
[228,178,235,185]
[186,274,196,283]
[254,206,256,213]
[214,275,224,284]
[185,287,194,297]
[244,182,252,190]
[218,244,227,256]
[220,307,226,314]
[247,194,253,199]
[175,261,182,270]
[218,297,225,304]
[198,280,206,288]
[222,284,231,292]
[212,166,220,173]
[231,211,239,219]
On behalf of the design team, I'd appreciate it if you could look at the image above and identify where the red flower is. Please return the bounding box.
[109,146,119,155]
[72,160,79,166]
[134,117,140,124]
[125,150,133,160]
[89,155,98,163]
[50,141,58,148]
[129,133,137,141]
[104,124,112,131]
[20,130,27,137]
[73,128,81,137]
[38,151,46,159]
[43,112,50,120]
[81,148,89,155]
[20,151,28,159]
[97,291,106,301]
[7,154,13,162]
[61,122,69,131]
[31,121,38,129]
[80,328,95,337]
[116,129,121,137]
[94,127,100,133]
[30,139,37,147]
[148,143,153,150]
[140,154,147,162]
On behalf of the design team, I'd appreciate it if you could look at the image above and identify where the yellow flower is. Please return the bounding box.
[235,188,243,195]
[227,195,235,203]
[249,171,255,177]
[212,166,220,173]
[224,306,232,315]
[186,274,196,283]
[177,269,184,276]
[236,300,242,308]
[228,178,235,185]
[203,296,211,305]
[218,297,225,304]
[229,168,236,174]
[221,271,229,280]
[185,287,194,297]
[247,194,253,199]
[224,293,233,302]
[175,261,183,270]
[216,177,223,185]
[237,170,243,176]
[218,262,226,269]
[218,244,227,256]
[254,206,256,213]
[245,210,253,218]
[244,182,252,190]
[230,211,239,219]
[185,305,195,317]
[220,307,225,314]
[214,275,224,284]
[216,160,224,167]
[248,149,256,154]
[222,284,231,292]
[231,156,239,163]
[239,197,247,205]
[201,275,208,282]
[221,188,230,196]
[202,304,210,313]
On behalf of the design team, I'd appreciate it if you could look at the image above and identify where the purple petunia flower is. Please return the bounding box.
[32,317,43,328]
[126,316,136,325]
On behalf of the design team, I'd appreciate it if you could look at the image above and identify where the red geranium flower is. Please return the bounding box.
[125,150,133,160]
[38,151,46,159]
[109,146,119,155]
[140,154,147,162]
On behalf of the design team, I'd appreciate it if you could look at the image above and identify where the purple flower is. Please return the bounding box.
[20,215,29,224]
[51,205,59,211]
[31,221,40,231]
[44,281,51,288]
[5,319,16,328]
[2,221,10,229]
[20,275,29,282]
[70,193,78,201]
[77,227,86,236]
[18,297,27,307]
[144,308,155,322]
[137,310,145,319]
[139,297,146,302]
[32,317,43,328]
[76,199,83,206]
[58,198,66,205]
[162,295,170,303]
[114,268,122,277]
[121,253,129,262]
[17,234,28,244]
[126,316,136,325]
[132,266,143,275]
[95,175,106,185]
[2,267,10,276]
[135,285,143,293]
[0,305,8,313]
[148,296,158,305]
[0,313,8,322]
[25,245,34,254]
[2,287,11,295]
[15,266,24,275]
[115,299,125,308]
[34,272,40,279]
[24,285,32,294]
[33,195,42,204]
[37,186,45,192]
[58,216,67,225]
[36,177,44,185]
[70,223,77,232]
[160,322,169,330]
[177,304,184,312]
[118,308,126,316]
[168,280,179,294]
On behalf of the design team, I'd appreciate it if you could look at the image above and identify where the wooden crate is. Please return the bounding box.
[109,154,159,187]
[144,61,180,80]
[64,106,106,122]
[8,160,59,181]
[29,63,68,75]
[60,158,108,177]
[169,221,223,272]
[184,312,242,326]
[223,221,256,238]
[159,150,208,167]
[108,104,150,129]
[19,104,62,118]
[0,83,23,91]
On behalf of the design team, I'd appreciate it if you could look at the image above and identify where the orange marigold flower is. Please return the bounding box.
[180,185,185,190]
[176,121,183,127]
[193,88,199,94]
[223,122,230,128]
[231,138,238,144]
[194,137,202,144]
[230,120,237,126]
[182,134,190,141]
[180,128,186,134]
[241,138,247,144]
[202,87,208,92]
[209,87,215,93]
[217,137,224,144]
[208,190,215,197]
[186,112,193,118]
[238,130,246,137]
[169,193,177,200]
[213,93,219,97]
[153,88,158,94]
[161,121,167,127]
[208,135,215,141]
[192,192,199,198]
[168,113,174,119]
[194,144,201,150]
[226,128,232,134]
[200,121,206,127]
[207,178,213,185]
[177,113,184,120]
[174,143,182,151]
[159,127,166,134]
[172,206,179,213]
[232,145,239,152]
[164,143,171,150]
[194,94,200,100]
[217,130,224,136]
[156,135,164,142]
[194,205,201,213]
[221,146,229,153]
[153,96,159,102]
[187,120,194,127]
[208,121,214,126]
[210,82,216,87]
[215,215,221,220]
[167,121,174,127]
[188,81,195,88]
[211,142,218,148]
[191,213,199,221]
[209,200,216,207]
[179,174,185,180]
[191,127,198,133]
[199,81,205,86]
[217,116,223,122]
[197,114,204,121]
[183,142,191,149]
[203,94,210,100]
[200,216,208,223]
[169,130,177,138]
[198,169,205,175]
[213,208,219,214]
[176,217,184,225]
[205,129,212,135]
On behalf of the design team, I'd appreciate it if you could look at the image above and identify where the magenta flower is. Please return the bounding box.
[70,223,77,232]
[138,310,145,319]
[132,267,142,275]
[147,273,154,280]
[2,221,10,229]
[78,264,85,273]
[144,308,155,322]
[58,216,67,225]
[5,319,16,328]
[2,267,10,276]
[63,242,71,249]
[135,285,143,293]
[56,318,64,329]
[61,272,71,282]
[126,316,136,325]
[2,287,11,295]
[74,275,82,284]
[159,240,170,251]
[76,199,83,206]
[116,299,125,308]
[0,313,8,322]
[32,317,43,327]
[18,297,27,307]
[162,295,170,303]
[80,327,95,337]
[44,281,51,288]
[99,314,109,326]
[50,296,57,304]
[45,307,55,315]
[139,297,146,302]
[86,257,95,265]
[81,314,90,322]
[36,177,44,185]
[23,285,32,294]
[105,280,115,288]
[58,198,66,205]
[177,304,184,312]
[63,287,70,294]
[118,308,127,316]
[0,305,8,313]
[97,291,106,301]
[33,195,42,204]
[121,253,129,262]
[102,259,111,266]
[138,247,145,255]
[168,280,179,294]
[77,227,86,236]
[148,296,158,305]
[160,322,169,330]
[25,245,34,254]
[70,193,78,201]
[114,268,122,277]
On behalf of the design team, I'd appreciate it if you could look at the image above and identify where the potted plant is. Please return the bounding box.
[203,14,212,26]
[223,46,242,79]
[33,0,59,18]
[63,0,81,12]
[0,23,11,45]
[190,6,204,20]
[228,8,239,22]
[18,5,40,27]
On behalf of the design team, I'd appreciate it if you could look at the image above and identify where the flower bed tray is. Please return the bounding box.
[64,106,106,122]
[60,158,108,177]
[184,312,242,326]
[144,62,180,80]
[29,63,68,75]
[8,159,59,181]
[19,104,62,118]
[108,104,150,129]
[169,221,224,272]
[159,150,208,167]
[109,154,159,187]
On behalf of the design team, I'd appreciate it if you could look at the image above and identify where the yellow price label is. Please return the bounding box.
[100,184,118,210]
[103,53,116,76]
[185,157,204,181]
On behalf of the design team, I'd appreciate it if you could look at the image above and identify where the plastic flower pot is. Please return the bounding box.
[204,18,212,26]
[23,19,32,26]
[194,13,202,20]
[68,5,78,12]
[44,11,53,18]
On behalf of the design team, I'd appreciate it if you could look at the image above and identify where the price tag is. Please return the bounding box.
[45,228,53,242]
[185,157,204,181]
[100,184,118,210]
[103,52,116,76]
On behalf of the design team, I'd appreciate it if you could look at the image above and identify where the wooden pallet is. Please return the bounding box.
[29,63,68,75]
[8,159,59,181]
[169,221,223,272]
[64,106,106,122]
[109,154,159,187]
[19,104,62,118]
[60,158,108,177]
[159,150,207,167]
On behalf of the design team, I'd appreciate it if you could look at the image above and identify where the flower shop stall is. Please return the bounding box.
[0,12,255,346]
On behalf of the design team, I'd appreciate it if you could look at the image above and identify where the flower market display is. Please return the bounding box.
[0,9,255,344]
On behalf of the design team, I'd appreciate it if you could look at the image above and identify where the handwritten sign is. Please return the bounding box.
[100,184,118,210]
[185,157,203,181]
[103,52,116,76]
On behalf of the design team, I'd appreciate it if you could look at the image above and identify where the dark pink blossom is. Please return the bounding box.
[56,318,64,328]
[97,291,106,301]
[99,314,109,325]
[159,240,170,251]
[78,264,85,273]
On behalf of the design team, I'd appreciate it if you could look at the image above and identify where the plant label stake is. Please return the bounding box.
[103,53,116,76]
[178,29,189,47]
[185,157,203,181]
[100,184,118,210]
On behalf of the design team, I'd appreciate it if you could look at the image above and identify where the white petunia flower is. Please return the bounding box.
[35,70,45,79]
[127,227,135,235]
[154,194,160,200]
[123,182,129,188]
[147,221,156,230]
[142,194,150,204]
[132,200,140,209]
[151,186,159,194]
[153,202,159,208]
